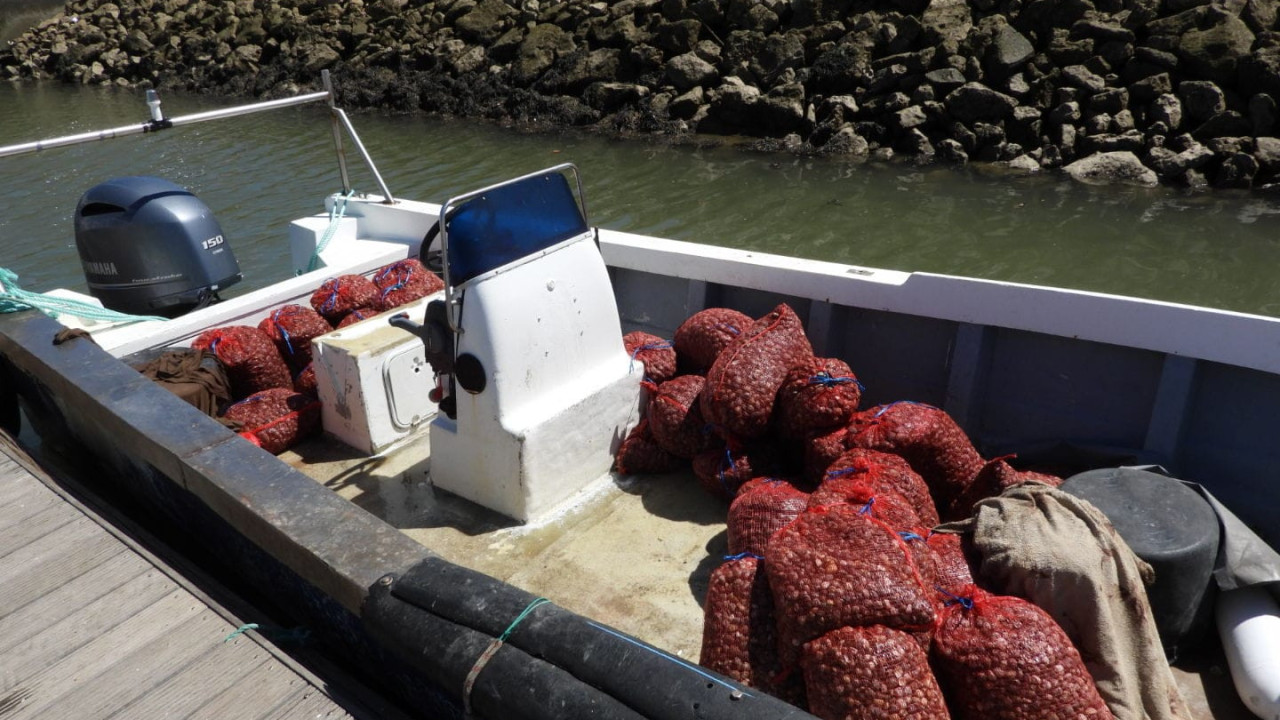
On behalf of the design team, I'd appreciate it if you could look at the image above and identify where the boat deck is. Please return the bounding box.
[0,431,403,720]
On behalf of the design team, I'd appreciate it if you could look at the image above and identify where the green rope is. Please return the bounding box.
[0,268,166,324]
[499,597,551,642]
[223,622,312,645]
[303,189,356,274]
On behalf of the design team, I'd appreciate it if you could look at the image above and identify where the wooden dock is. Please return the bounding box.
[0,430,407,720]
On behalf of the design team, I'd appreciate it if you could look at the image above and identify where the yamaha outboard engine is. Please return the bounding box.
[74,176,241,317]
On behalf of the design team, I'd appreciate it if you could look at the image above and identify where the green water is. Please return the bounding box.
[3,81,1280,315]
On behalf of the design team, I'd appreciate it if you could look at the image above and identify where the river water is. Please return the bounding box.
[3,81,1280,316]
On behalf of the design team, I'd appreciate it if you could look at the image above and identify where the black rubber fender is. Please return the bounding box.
[364,574,647,720]
[380,556,817,720]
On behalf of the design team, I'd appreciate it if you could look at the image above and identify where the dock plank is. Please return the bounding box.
[0,432,395,720]
[102,647,275,719]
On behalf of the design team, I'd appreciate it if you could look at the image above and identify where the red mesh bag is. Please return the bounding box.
[373,258,444,311]
[727,478,810,557]
[767,504,936,666]
[807,481,923,532]
[623,331,677,386]
[615,420,682,475]
[673,307,752,374]
[802,426,849,483]
[776,357,862,439]
[801,625,950,720]
[699,555,803,703]
[222,387,321,455]
[336,306,381,328]
[191,325,293,400]
[693,442,781,500]
[814,448,939,527]
[701,304,814,439]
[927,531,977,598]
[258,304,332,371]
[932,588,1113,720]
[293,363,318,397]
[648,375,714,460]
[845,402,984,513]
[310,274,380,323]
[944,457,1063,521]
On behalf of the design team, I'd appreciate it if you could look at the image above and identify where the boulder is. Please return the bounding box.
[454,0,515,45]
[945,82,1017,123]
[988,24,1034,73]
[1176,11,1255,86]
[665,52,718,91]
[1150,93,1184,130]
[515,23,576,84]
[1063,150,1159,186]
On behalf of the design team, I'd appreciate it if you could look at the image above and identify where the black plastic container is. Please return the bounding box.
[1061,467,1220,661]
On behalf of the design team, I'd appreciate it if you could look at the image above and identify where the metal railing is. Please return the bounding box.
[0,70,394,203]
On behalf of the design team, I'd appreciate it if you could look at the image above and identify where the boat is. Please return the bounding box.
[0,75,1277,719]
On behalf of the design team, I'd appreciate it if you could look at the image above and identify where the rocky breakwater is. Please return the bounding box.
[4,0,1280,190]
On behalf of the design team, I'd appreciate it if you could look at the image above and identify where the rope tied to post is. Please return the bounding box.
[303,190,356,274]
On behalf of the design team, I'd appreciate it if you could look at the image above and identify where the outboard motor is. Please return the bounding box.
[393,164,642,523]
[74,176,241,317]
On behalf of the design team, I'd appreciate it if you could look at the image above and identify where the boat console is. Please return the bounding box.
[393,165,643,522]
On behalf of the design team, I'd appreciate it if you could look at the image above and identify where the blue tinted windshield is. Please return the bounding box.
[445,171,588,285]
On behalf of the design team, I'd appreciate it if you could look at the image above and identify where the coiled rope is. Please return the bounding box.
[0,268,166,324]
[303,190,356,274]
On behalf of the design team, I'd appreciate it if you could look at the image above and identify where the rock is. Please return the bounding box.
[1088,87,1128,115]
[1193,110,1252,139]
[1064,151,1159,186]
[1079,130,1145,155]
[938,137,969,163]
[1216,152,1259,188]
[1150,93,1183,130]
[709,77,761,127]
[924,67,966,93]
[1049,101,1082,125]
[1179,80,1225,125]
[754,82,808,134]
[665,52,717,92]
[1129,73,1171,105]
[895,104,928,130]
[1255,136,1280,175]
[1006,154,1042,172]
[1176,11,1254,86]
[669,86,704,119]
[989,24,1034,73]
[1146,141,1214,178]
[1070,19,1134,44]
[823,125,870,156]
[818,94,859,123]
[1061,64,1106,93]
[656,19,701,55]
[921,0,972,55]
[945,82,1017,123]
[1250,93,1277,136]
[1112,109,1136,132]
[515,23,576,84]
[454,0,515,45]
[584,81,648,110]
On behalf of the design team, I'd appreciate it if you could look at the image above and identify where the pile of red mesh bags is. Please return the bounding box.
[701,304,814,439]
[700,555,802,704]
[932,587,1113,720]
[615,420,681,475]
[608,304,1112,719]
[623,331,678,386]
[222,387,321,455]
[310,274,380,324]
[801,625,950,719]
[727,478,810,557]
[647,375,714,459]
[842,402,986,513]
[373,258,443,310]
[775,357,861,439]
[673,307,752,374]
[191,325,293,399]
[258,304,332,371]
[766,504,937,666]
[945,456,1062,521]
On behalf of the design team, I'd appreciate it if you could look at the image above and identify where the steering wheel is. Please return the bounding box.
[419,220,444,276]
